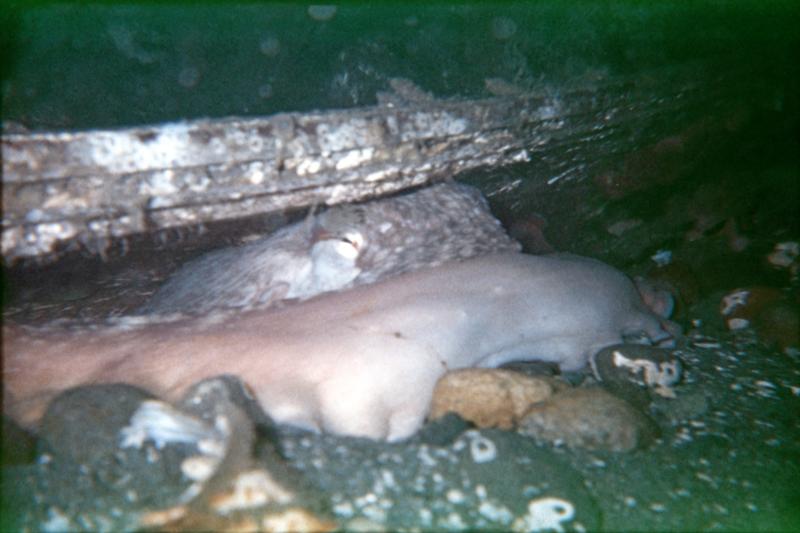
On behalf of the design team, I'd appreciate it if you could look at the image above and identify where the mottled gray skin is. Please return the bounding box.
[139,182,520,315]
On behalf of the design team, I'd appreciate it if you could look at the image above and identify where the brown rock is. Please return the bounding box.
[754,300,800,352]
[429,369,554,429]
[720,286,783,328]
[646,260,701,316]
[519,387,658,452]
[720,287,800,351]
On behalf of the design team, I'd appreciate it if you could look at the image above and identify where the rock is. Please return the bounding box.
[429,369,555,429]
[519,387,658,452]
[644,260,701,317]
[719,286,799,352]
[753,300,799,352]
[591,343,682,406]
[179,374,283,445]
[179,377,329,505]
[767,241,799,270]
[720,286,783,330]
[38,383,155,466]
[428,369,661,453]
[653,388,710,425]
[30,384,193,530]
[136,376,334,530]
[27,378,334,532]
[417,413,473,446]
[499,359,560,378]
[507,213,555,254]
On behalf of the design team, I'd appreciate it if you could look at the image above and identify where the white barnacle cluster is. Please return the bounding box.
[335,147,375,171]
[416,444,439,468]
[92,123,195,175]
[406,111,468,140]
[40,507,73,533]
[512,497,575,533]
[349,491,392,524]
[17,221,79,258]
[611,350,681,398]
[459,430,498,464]
[316,118,371,155]
[767,241,798,269]
[478,499,515,525]
[720,289,750,317]
[119,399,226,456]
[118,399,244,506]
[651,249,673,267]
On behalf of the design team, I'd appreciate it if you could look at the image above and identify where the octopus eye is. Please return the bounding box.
[340,231,364,251]
[341,237,356,246]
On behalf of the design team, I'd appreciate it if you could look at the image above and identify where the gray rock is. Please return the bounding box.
[652,387,710,424]
[38,383,156,466]
[30,384,193,531]
[591,343,683,408]
[519,387,659,452]
[25,378,334,531]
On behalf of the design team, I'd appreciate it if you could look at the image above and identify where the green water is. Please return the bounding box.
[2,2,797,130]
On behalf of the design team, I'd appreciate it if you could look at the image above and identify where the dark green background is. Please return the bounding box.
[2,2,798,130]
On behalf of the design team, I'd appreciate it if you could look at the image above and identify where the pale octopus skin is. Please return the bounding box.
[3,253,678,441]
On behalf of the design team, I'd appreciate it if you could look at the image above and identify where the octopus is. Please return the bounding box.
[138,182,521,315]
